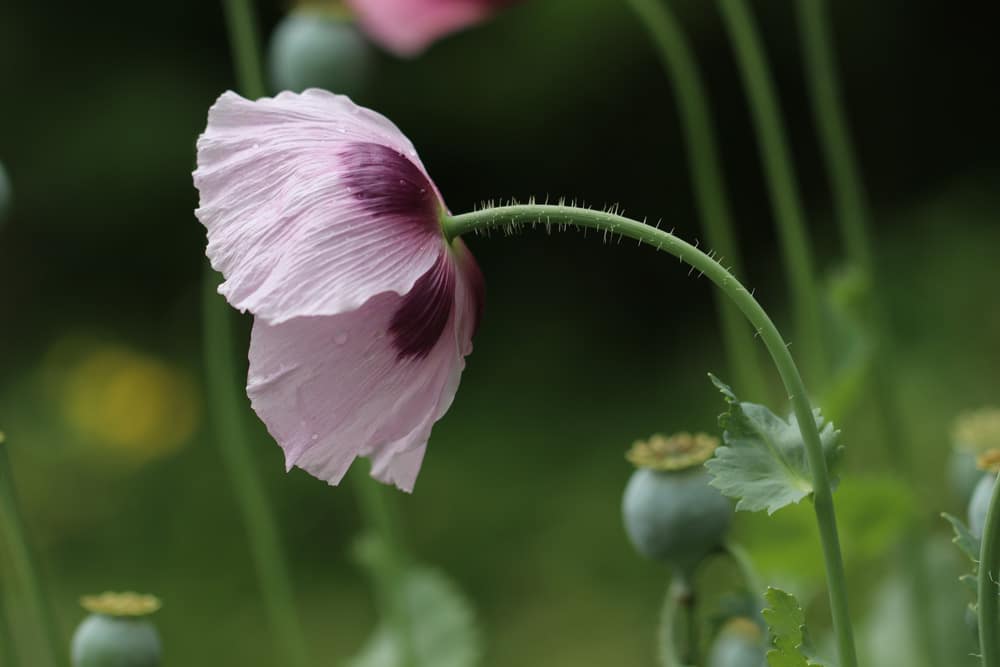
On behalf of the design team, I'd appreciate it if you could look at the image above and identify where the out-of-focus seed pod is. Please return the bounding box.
[950,449,981,505]
[268,9,375,97]
[969,472,996,538]
[71,592,162,667]
[951,409,1000,502]
[621,433,733,574]
[707,617,767,667]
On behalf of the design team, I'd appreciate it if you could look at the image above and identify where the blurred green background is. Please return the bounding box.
[0,0,997,665]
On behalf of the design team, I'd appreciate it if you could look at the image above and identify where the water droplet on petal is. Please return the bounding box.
[311,433,319,441]
[334,332,348,345]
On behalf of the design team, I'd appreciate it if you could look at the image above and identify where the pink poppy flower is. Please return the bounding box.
[193,89,484,492]
[345,0,516,56]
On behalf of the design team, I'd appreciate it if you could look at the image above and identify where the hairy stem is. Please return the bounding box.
[0,435,66,667]
[980,474,1000,667]
[716,0,828,388]
[626,0,766,400]
[445,204,858,667]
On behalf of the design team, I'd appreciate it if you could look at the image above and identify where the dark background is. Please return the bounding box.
[0,0,997,665]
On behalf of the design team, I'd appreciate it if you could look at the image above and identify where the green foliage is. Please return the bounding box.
[706,376,842,515]
[943,513,981,565]
[736,476,913,581]
[347,536,482,667]
[761,588,825,667]
[942,513,981,608]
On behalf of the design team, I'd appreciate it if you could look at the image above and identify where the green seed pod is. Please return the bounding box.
[71,593,162,667]
[707,617,767,667]
[621,433,733,572]
[950,449,982,504]
[268,9,375,97]
[969,473,996,538]
[0,160,10,225]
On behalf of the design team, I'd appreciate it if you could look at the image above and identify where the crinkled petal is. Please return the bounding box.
[346,0,514,56]
[194,89,446,323]
[246,246,481,491]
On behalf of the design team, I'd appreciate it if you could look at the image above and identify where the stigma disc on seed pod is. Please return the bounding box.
[625,431,719,471]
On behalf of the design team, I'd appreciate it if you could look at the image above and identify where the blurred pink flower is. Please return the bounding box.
[346,0,516,56]
[194,89,484,491]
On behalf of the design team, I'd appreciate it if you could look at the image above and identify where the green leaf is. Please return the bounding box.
[762,587,826,667]
[706,376,843,515]
[347,537,481,667]
[942,513,981,565]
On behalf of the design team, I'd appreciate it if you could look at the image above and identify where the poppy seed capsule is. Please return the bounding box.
[707,617,767,667]
[71,593,162,667]
[268,10,374,97]
[621,433,732,572]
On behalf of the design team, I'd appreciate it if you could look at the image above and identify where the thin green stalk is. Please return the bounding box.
[796,4,936,663]
[0,435,66,667]
[222,0,267,99]
[0,582,17,667]
[201,272,311,667]
[716,0,828,388]
[445,204,859,667]
[795,0,871,276]
[209,2,310,665]
[350,472,417,666]
[978,474,1000,667]
[626,0,766,400]
[723,542,763,597]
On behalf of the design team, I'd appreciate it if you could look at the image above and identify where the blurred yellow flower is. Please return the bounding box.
[46,338,199,464]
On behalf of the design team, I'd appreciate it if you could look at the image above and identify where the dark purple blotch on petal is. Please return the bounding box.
[339,142,439,227]
[390,253,455,360]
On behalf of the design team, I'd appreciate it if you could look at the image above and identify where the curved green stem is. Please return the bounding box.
[201,273,311,667]
[0,435,66,667]
[626,0,766,400]
[716,0,828,388]
[979,474,1000,667]
[657,577,691,667]
[444,204,858,667]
